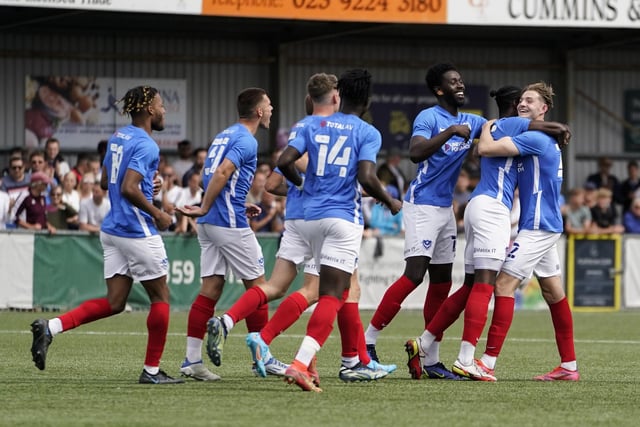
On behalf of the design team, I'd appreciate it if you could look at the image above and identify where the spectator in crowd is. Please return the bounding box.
[0,189,13,230]
[88,155,102,182]
[590,188,624,234]
[71,153,92,185]
[619,160,640,213]
[368,185,404,237]
[46,185,78,230]
[30,150,56,203]
[156,164,182,231]
[172,139,193,184]
[623,198,640,233]
[564,187,594,234]
[246,169,267,205]
[583,181,598,209]
[15,172,56,233]
[96,140,108,165]
[44,137,71,183]
[586,157,619,199]
[377,147,406,200]
[249,186,281,233]
[181,147,207,188]
[1,156,31,217]
[78,172,96,201]
[1,147,26,177]
[175,172,202,235]
[78,182,110,233]
[61,171,80,213]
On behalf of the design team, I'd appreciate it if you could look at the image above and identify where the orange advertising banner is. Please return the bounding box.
[201,0,447,24]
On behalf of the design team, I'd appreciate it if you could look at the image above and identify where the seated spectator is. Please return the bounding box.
[590,188,624,234]
[78,172,95,201]
[586,157,620,197]
[71,153,92,185]
[46,185,78,230]
[61,171,80,212]
[181,147,207,187]
[44,137,71,183]
[564,188,594,234]
[15,172,56,233]
[1,155,31,222]
[583,181,598,209]
[172,139,193,184]
[619,160,640,213]
[0,189,13,230]
[246,169,267,205]
[156,165,182,230]
[175,173,202,234]
[368,185,404,237]
[623,198,640,233]
[78,183,110,233]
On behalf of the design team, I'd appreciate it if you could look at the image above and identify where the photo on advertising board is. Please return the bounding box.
[24,76,187,151]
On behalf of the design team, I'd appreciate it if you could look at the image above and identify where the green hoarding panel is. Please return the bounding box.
[33,233,301,311]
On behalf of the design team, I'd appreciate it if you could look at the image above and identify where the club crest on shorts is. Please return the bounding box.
[422,240,432,250]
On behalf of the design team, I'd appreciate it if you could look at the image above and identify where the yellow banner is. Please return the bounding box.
[202,0,447,24]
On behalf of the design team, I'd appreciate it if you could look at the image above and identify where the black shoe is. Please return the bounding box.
[31,319,52,371]
[366,344,379,363]
[139,369,184,384]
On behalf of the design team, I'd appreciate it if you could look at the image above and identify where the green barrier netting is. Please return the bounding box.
[33,233,301,311]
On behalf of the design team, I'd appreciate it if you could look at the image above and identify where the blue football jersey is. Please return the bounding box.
[471,117,530,210]
[197,123,257,229]
[513,130,564,232]
[101,125,160,238]
[288,112,380,224]
[406,105,486,207]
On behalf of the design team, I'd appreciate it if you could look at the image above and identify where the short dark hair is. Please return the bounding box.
[425,63,458,96]
[490,86,522,117]
[337,68,372,107]
[237,88,267,119]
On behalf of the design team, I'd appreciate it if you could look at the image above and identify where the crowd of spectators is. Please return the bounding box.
[3,139,639,242]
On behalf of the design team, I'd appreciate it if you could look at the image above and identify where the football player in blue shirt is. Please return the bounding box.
[30,85,182,384]
[277,69,402,392]
[474,82,579,381]
[364,63,486,380]
[176,88,272,381]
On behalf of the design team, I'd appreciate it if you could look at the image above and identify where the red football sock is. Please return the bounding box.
[337,302,360,359]
[59,298,113,331]
[245,303,268,333]
[549,297,576,362]
[355,311,371,365]
[187,294,216,339]
[423,282,452,339]
[484,296,515,357]
[306,295,342,347]
[144,302,169,367]
[260,291,309,345]
[369,275,416,330]
[226,287,268,324]
[426,284,471,336]
[461,283,494,345]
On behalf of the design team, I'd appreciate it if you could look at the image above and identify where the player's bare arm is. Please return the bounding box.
[121,168,172,230]
[357,160,402,215]
[477,120,520,158]
[277,146,303,188]
[528,121,572,148]
[265,171,288,197]
[409,125,470,163]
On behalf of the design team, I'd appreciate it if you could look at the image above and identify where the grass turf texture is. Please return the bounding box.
[1,310,639,426]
